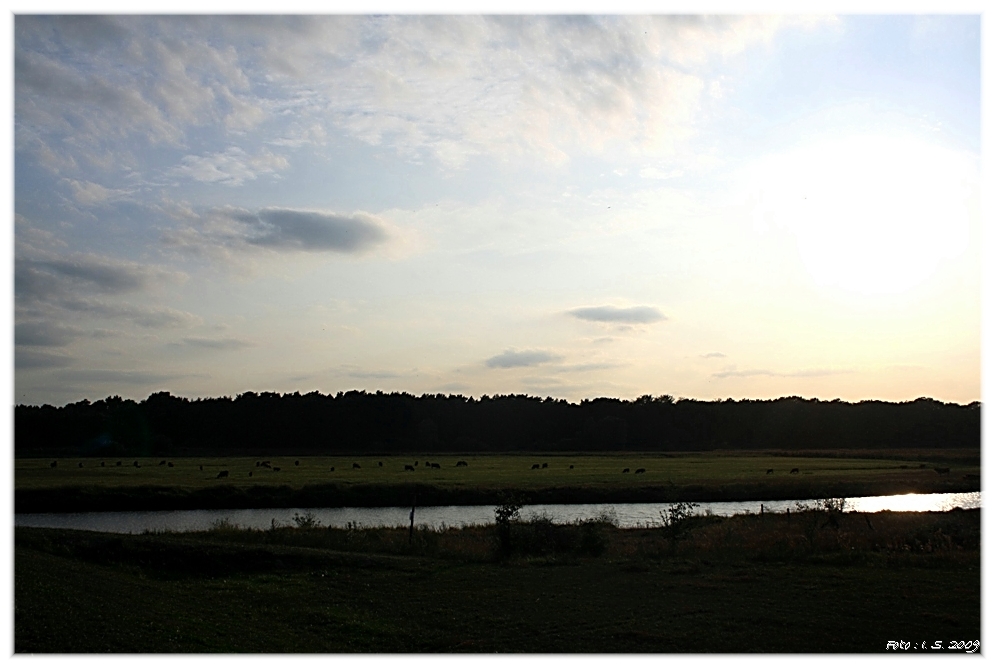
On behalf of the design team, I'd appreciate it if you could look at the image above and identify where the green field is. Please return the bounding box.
[16,450,980,512]
[15,507,980,653]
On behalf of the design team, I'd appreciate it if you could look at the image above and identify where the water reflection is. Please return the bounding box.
[14,491,980,535]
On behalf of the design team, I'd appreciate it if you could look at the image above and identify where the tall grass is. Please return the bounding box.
[190,505,977,568]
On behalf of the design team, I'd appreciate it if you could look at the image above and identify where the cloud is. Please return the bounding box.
[568,305,666,324]
[485,349,561,369]
[180,336,252,350]
[17,255,155,296]
[239,208,389,253]
[57,297,200,329]
[166,207,394,258]
[171,147,289,186]
[16,16,825,177]
[15,349,75,369]
[64,178,126,205]
[15,321,79,347]
[701,352,726,358]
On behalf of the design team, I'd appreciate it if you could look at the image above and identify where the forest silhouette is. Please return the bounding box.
[15,391,980,458]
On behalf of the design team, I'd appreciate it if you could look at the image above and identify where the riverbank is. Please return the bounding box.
[15,508,980,652]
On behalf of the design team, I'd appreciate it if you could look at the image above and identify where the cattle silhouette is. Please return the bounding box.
[167,462,174,468]
[456,461,468,467]
[431,463,441,469]
[790,468,799,474]
[531,464,540,470]
[378,461,383,467]
[217,470,229,479]
[569,465,574,469]
[295,460,300,466]
[635,468,645,474]
[404,465,415,471]
[78,462,83,468]
[50,461,57,468]
[622,468,629,473]
[330,466,335,472]
[353,463,361,469]
[766,469,774,474]
[541,462,548,469]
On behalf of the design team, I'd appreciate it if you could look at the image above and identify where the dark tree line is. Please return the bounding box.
[14,390,980,458]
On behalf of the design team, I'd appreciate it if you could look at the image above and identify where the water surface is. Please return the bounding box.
[14,491,980,534]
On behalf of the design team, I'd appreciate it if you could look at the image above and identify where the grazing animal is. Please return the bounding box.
[50,461,57,468]
[766,469,774,474]
[531,464,540,470]
[78,462,83,468]
[456,460,468,467]
[622,468,630,473]
[934,467,950,475]
[790,468,799,474]
[199,465,203,471]
[256,461,261,467]
[116,461,122,467]
[414,461,418,467]
[167,462,174,468]
[100,462,105,467]
[425,461,430,467]
[378,461,383,467]
[404,465,415,471]
[295,460,300,466]
[569,465,574,469]
[273,467,281,472]
[541,463,548,469]
[431,463,441,470]
[133,461,140,468]
[635,468,646,474]
[248,471,253,477]
[159,460,166,466]
[217,470,229,479]
[353,463,361,469]
[261,461,272,468]
[330,466,335,472]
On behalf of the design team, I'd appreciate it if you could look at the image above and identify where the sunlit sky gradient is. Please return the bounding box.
[12,14,981,406]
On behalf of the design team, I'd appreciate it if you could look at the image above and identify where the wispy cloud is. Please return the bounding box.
[171,147,289,187]
[701,352,726,358]
[486,349,561,369]
[569,305,666,324]
[180,336,253,350]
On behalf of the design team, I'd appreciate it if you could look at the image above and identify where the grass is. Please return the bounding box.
[15,450,980,512]
[15,507,980,653]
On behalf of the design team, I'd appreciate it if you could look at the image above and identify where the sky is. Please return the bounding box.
[11,14,983,407]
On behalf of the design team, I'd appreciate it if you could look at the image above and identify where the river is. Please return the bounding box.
[13,491,981,534]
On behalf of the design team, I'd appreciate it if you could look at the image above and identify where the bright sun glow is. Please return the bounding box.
[742,134,975,296]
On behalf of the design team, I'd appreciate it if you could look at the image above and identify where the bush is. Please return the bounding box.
[292,511,320,529]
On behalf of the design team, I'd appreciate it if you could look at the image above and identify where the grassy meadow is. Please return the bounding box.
[15,506,980,653]
[16,450,980,512]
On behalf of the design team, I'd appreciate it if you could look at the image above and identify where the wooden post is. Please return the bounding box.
[409,491,417,545]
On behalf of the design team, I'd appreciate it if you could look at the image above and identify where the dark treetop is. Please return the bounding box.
[14,391,980,458]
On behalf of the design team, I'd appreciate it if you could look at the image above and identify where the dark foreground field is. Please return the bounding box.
[15,506,979,653]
